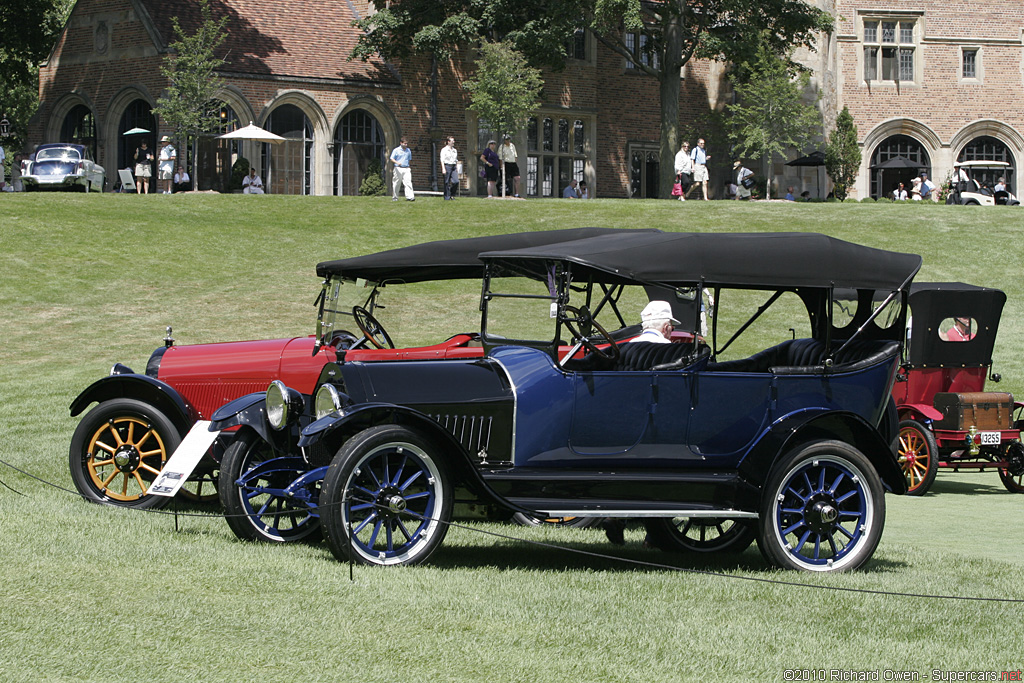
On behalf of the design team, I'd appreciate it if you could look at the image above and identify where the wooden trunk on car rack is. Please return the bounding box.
[932,392,1015,430]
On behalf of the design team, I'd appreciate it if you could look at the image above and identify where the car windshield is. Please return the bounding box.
[36,148,81,162]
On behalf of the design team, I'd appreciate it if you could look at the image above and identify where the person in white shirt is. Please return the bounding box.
[242,168,264,194]
[673,141,692,201]
[892,182,907,201]
[173,166,190,193]
[439,136,459,200]
[994,176,1006,193]
[158,136,176,193]
[498,135,520,197]
[629,300,680,344]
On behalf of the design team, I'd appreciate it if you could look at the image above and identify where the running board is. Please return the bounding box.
[529,509,758,519]
[506,497,758,519]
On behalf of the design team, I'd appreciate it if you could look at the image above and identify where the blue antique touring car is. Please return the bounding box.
[205,230,921,572]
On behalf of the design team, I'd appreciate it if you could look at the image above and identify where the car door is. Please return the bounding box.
[686,370,774,465]
[568,370,652,455]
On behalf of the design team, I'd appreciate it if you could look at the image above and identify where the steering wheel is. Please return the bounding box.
[352,306,395,349]
[561,305,619,362]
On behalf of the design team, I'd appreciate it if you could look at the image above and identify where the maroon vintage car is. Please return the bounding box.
[892,282,1024,495]
[67,228,654,508]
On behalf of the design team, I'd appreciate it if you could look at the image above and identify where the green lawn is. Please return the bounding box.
[1,194,1023,682]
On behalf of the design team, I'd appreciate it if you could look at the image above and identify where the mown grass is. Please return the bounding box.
[1,194,1023,682]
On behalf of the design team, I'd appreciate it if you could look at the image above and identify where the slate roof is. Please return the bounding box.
[142,0,398,84]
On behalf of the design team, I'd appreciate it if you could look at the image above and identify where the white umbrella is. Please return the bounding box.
[123,127,150,136]
[217,121,285,144]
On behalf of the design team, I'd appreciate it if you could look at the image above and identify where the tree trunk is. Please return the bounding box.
[191,135,198,191]
[658,14,684,200]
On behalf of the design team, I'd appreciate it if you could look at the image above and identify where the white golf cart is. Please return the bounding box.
[951,160,1019,206]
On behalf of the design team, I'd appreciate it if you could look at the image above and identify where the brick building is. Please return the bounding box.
[34,0,1024,198]
[789,0,1024,199]
[34,0,733,197]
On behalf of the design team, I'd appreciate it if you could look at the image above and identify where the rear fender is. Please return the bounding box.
[69,374,193,435]
[898,402,942,423]
[739,409,908,495]
[299,403,519,507]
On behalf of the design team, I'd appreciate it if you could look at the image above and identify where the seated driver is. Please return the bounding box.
[630,300,680,344]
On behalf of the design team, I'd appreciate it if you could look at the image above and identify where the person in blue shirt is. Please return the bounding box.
[562,178,579,198]
[919,172,935,202]
[785,186,796,201]
[390,137,414,201]
[689,138,710,200]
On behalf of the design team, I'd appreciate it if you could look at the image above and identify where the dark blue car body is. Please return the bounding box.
[208,230,922,572]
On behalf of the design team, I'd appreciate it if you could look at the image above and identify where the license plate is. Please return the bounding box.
[980,431,1001,445]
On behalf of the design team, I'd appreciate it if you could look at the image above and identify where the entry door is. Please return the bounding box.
[569,372,652,455]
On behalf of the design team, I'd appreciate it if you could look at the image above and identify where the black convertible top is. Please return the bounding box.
[906,282,1006,368]
[316,228,659,282]
[482,231,922,290]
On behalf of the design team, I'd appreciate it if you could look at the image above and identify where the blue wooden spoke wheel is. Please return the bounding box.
[758,441,884,572]
[218,429,321,543]
[321,425,452,566]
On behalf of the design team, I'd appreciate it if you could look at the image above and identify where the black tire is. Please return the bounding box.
[644,517,755,554]
[218,429,321,543]
[998,469,1024,493]
[68,398,179,509]
[897,420,939,495]
[757,440,885,572]
[321,425,452,566]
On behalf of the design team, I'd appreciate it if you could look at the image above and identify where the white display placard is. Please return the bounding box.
[147,421,221,497]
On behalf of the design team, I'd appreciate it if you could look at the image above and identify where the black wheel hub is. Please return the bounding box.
[112,445,141,473]
[376,486,406,520]
[805,493,839,534]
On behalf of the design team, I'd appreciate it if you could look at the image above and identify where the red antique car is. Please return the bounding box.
[68,228,650,508]
[893,282,1024,495]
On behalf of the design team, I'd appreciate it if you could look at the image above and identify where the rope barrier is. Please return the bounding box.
[2,455,1022,604]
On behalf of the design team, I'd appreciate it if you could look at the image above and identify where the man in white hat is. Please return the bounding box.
[630,300,680,344]
[158,135,176,194]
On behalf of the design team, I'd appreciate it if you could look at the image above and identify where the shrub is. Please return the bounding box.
[359,159,386,196]
[230,157,250,192]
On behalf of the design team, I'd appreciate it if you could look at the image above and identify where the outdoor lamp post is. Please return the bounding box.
[0,117,10,138]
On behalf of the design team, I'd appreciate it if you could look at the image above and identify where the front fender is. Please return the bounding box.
[299,403,526,511]
[210,393,287,449]
[69,374,193,435]
[739,409,908,495]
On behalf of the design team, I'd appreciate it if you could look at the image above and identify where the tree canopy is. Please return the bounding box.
[351,0,833,198]
[825,106,861,201]
[727,39,821,198]
[152,0,228,189]
[0,0,72,149]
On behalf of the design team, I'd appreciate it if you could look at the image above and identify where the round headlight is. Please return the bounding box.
[314,384,345,420]
[266,380,303,430]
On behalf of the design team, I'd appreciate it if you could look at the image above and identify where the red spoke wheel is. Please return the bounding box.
[897,420,938,496]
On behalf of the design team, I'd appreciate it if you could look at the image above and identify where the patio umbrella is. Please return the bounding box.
[874,156,921,170]
[123,127,150,135]
[786,151,825,167]
[785,151,826,198]
[217,122,285,144]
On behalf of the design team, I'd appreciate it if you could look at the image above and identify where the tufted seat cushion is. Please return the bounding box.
[707,338,900,374]
[564,341,701,372]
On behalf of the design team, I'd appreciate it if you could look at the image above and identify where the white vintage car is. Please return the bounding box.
[22,143,105,192]
[951,160,1019,206]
